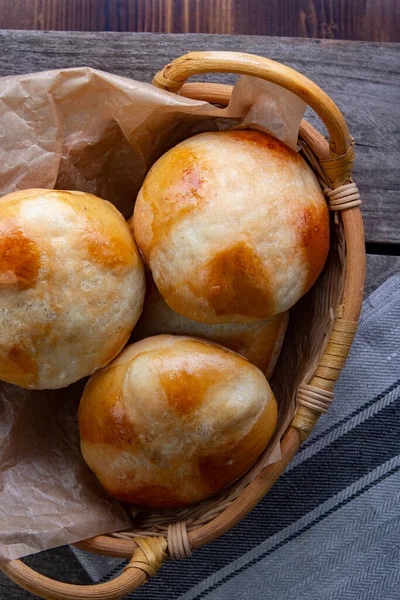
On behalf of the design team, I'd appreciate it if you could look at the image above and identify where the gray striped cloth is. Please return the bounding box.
[73,274,400,600]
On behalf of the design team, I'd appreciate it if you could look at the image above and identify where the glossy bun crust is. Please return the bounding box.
[132,274,288,378]
[78,335,277,508]
[134,130,329,324]
[0,189,145,389]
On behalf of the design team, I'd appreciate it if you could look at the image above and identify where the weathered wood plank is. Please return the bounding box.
[0,30,399,245]
[365,254,400,296]
[233,0,400,42]
[0,0,399,42]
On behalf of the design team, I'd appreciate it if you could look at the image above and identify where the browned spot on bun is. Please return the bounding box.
[192,241,273,319]
[78,364,136,445]
[8,344,37,375]
[53,190,137,269]
[199,396,277,493]
[156,341,227,414]
[215,331,264,370]
[0,225,40,288]
[141,147,206,251]
[298,202,330,291]
[228,130,297,163]
[220,312,288,376]
[85,224,137,269]
[110,484,188,508]
[159,366,218,414]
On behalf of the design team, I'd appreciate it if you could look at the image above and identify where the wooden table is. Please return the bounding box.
[0,30,399,598]
[0,1,399,42]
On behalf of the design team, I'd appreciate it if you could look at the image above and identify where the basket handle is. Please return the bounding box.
[153,51,354,186]
[0,536,167,600]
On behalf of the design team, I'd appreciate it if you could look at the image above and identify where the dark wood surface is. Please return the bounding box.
[0,30,398,248]
[0,29,399,599]
[0,0,399,42]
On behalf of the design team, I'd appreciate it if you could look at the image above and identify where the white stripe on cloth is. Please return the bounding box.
[288,381,400,471]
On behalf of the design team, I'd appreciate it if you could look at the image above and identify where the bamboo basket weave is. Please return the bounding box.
[1,51,366,600]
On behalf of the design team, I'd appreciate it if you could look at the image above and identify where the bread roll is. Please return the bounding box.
[133,130,329,324]
[78,335,277,508]
[132,274,288,378]
[0,189,145,389]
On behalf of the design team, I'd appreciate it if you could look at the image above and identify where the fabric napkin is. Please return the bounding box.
[73,274,400,600]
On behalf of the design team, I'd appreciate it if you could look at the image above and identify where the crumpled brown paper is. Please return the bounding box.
[0,67,306,564]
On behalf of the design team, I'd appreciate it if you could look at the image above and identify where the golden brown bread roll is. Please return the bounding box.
[0,189,145,389]
[132,274,288,378]
[78,335,277,508]
[133,129,329,324]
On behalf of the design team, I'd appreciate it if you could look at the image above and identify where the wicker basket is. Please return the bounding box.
[1,51,365,600]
